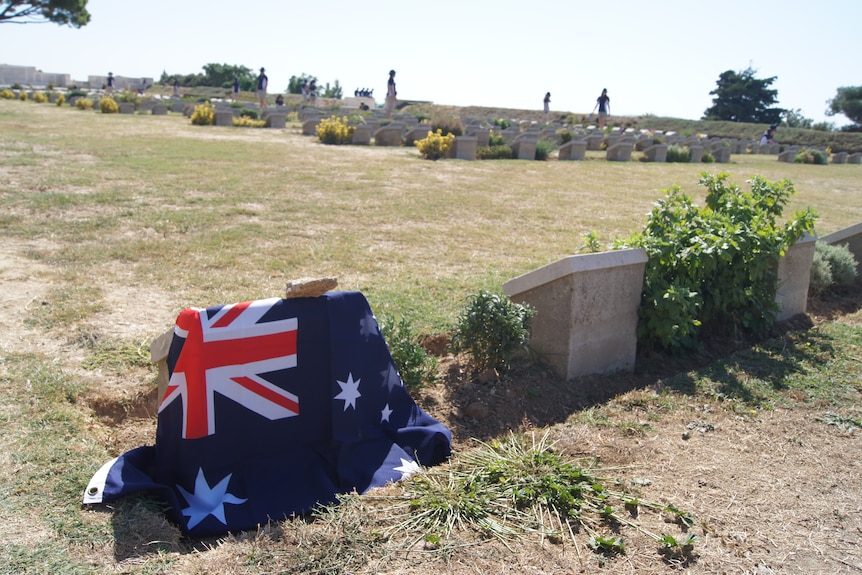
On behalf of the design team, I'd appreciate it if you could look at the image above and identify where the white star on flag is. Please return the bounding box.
[177,468,247,529]
[394,457,422,480]
[334,372,361,411]
[381,403,393,422]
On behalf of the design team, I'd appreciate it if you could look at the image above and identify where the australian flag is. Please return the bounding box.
[83,291,452,537]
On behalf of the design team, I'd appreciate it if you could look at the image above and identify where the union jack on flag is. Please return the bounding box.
[83,291,452,537]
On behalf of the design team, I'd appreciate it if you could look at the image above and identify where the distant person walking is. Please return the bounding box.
[543,92,551,118]
[232,77,240,101]
[256,67,269,110]
[106,72,115,96]
[593,88,610,129]
[173,78,180,97]
[384,69,397,118]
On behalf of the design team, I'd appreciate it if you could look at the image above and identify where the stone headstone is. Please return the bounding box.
[450,135,478,160]
[558,140,586,161]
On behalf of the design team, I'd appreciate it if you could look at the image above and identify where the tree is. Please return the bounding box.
[201,63,253,90]
[0,0,90,27]
[782,108,813,129]
[321,80,342,99]
[287,73,317,95]
[826,86,862,127]
[702,67,783,124]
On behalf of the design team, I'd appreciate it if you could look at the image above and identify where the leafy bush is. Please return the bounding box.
[33,92,48,103]
[430,114,463,137]
[559,130,573,144]
[379,316,438,390]
[665,145,690,163]
[621,173,817,352]
[534,139,556,161]
[239,108,258,120]
[477,145,514,160]
[701,151,715,163]
[115,90,140,105]
[488,131,506,147]
[450,290,536,373]
[67,89,87,99]
[55,94,65,106]
[316,115,355,145]
[232,116,265,128]
[75,98,93,110]
[810,241,858,292]
[19,91,27,101]
[99,97,119,114]
[494,118,510,130]
[415,129,455,160]
[794,149,827,164]
[0,89,13,99]
[190,101,215,125]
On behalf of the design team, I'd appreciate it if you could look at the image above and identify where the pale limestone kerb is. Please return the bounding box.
[451,135,478,160]
[820,222,862,275]
[503,249,648,380]
[215,110,234,127]
[775,234,816,322]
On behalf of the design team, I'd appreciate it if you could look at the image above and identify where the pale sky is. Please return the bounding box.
[2,0,859,126]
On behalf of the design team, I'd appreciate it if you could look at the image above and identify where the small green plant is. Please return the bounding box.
[99,96,119,114]
[794,148,827,165]
[589,535,626,555]
[115,89,140,105]
[239,108,259,120]
[33,92,48,103]
[701,151,715,163]
[0,89,14,99]
[55,94,65,106]
[19,90,28,101]
[379,315,438,390]
[415,129,455,160]
[190,100,215,125]
[494,118,510,130]
[75,97,93,110]
[665,145,690,163]
[450,290,535,373]
[558,130,573,144]
[316,115,355,145]
[582,231,603,253]
[476,144,514,160]
[809,241,858,293]
[534,139,556,161]
[658,533,698,563]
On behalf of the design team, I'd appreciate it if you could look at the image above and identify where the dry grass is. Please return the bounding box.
[1,99,862,574]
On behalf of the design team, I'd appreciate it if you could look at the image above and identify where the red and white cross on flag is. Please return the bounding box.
[159,297,300,439]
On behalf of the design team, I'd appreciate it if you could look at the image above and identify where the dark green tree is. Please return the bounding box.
[201,63,254,89]
[287,73,317,95]
[826,86,862,127]
[782,108,813,129]
[0,0,90,27]
[321,80,342,99]
[702,67,783,124]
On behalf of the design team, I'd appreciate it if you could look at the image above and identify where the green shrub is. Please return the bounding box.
[621,173,817,352]
[665,145,690,163]
[75,98,93,110]
[99,97,119,114]
[33,92,48,103]
[190,101,215,125]
[55,94,65,106]
[19,91,28,101]
[115,90,140,105]
[0,89,13,99]
[10,82,22,90]
[67,89,87,99]
[534,139,556,161]
[415,129,455,160]
[701,151,715,163]
[477,145,514,160]
[379,316,438,390]
[239,108,258,120]
[450,290,536,373]
[430,114,463,137]
[316,115,355,144]
[494,118,510,130]
[794,148,827,165]
[810,241,858,292]
[488,131,506,147]
[559,130,573,144]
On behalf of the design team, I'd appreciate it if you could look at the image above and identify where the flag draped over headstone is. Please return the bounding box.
[83,291,452,537]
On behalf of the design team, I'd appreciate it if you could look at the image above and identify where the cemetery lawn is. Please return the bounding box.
[1,99,861,574]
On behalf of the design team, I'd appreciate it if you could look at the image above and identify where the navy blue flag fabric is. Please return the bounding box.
[83,291,452,537]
